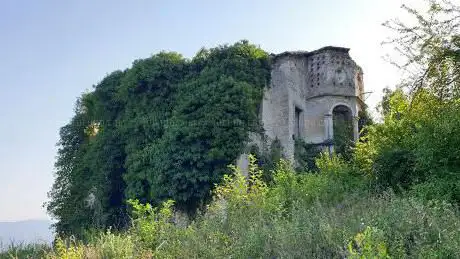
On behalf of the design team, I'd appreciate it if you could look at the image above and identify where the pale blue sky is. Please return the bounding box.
[0,0,405,221]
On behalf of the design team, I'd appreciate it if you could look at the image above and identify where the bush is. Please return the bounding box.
[373,148,417,191]
[51,237,84,259]
[355,89,460,204]
[347,226,390,259]
[294,139,323,172]
[127,199,177,253]
[409,174,460,203]
[248,138,283,183]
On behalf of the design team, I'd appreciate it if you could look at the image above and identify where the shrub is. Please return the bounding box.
[51,237,84,259]
[248,138,283,183]
[294,139,322,172]
[373,148,417,191]
[127,199,176,252]
[355,89,460,204]
[347,226,390,259]
[409,174,460,203]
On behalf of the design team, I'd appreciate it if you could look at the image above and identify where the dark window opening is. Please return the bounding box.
[294,106,302,138]
[332,105,354,158]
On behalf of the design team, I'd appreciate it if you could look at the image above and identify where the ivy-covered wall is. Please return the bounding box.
[47,41,271,237]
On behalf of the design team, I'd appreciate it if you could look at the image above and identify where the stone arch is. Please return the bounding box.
[332,105,353,133]
[328,102,355,117]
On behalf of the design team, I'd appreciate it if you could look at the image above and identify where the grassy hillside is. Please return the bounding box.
[2,154,459,258]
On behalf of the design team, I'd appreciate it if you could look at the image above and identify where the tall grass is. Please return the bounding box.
[0,242,50,259]
[4,154,460,258]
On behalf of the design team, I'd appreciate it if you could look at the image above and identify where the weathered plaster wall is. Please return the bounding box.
[304,95,359,143]
[260,56,294,159]
[304,50,358,98]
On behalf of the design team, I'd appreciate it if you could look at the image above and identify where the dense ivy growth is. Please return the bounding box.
[46,41,271,237]
[294,139,323,172]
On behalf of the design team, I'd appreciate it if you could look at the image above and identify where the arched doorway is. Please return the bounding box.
[332,105,354,158]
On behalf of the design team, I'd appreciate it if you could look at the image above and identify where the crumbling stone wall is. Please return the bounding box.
[237,46,364,174]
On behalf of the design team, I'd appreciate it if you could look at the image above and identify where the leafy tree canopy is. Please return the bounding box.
[354,0,460,200]
[383,0,459,99]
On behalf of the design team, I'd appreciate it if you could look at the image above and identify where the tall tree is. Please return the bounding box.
[383,0,459,99]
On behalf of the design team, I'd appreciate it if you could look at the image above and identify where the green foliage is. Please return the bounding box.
[294,138,322,172]
[373,148,417,191]
[41,3,460,254]
[355,88,460,203]
[333,116,355,160]
[0,243,50,259]
[357,108,374,138]
[347,226,390,259]
[269,153,367,221]
[52,237,84,259]
[409,174,460,203]
[248,137,283,182]
[127,199,176,252]
[214,155,269,209]
[8,155,460,258]
[383,0,460,99]
[359,1,460,202]
[47,40,271,235]
[85,230,134,259]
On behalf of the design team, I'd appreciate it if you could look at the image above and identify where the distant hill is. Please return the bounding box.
[0,220,54,248]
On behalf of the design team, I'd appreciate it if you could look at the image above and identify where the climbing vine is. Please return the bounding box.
[294,139,323,172]
[248,137,284,182]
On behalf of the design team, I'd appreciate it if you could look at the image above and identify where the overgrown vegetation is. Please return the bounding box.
[294,139,323,172]
[3,0,453,257]
[4,155,460,258]
[356,88,460,202]
[45,41,271,237]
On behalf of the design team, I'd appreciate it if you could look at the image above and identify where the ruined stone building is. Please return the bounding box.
[238,46,365,171]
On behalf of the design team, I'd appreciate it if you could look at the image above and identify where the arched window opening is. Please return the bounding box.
[332,105,354,158]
